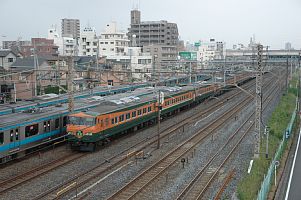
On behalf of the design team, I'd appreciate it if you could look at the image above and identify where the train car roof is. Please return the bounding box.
[0,77,212,130]
[81,85,198,116]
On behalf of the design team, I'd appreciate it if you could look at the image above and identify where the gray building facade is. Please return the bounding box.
[128,10,179,47]
[61,18,80,39]
[128,9,179,66]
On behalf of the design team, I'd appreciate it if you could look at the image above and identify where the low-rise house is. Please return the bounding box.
[0,50,18,70]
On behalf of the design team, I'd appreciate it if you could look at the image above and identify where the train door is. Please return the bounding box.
[8,129,20,150]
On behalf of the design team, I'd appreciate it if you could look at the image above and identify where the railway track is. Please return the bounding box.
[106,92,256,199]
[31,75,277,199]
[0,153,86,195]
[175,74,280,200]
[29,78,262,199]
[106,75,280,200]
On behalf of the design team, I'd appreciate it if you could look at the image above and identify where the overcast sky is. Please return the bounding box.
[1,0,300,49]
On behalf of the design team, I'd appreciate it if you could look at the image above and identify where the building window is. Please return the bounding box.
[108,80,113,86]
[110,42,114,44]
[8,58,14,63]
[111,48,114,51]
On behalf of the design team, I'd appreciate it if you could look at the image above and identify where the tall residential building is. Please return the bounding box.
[61,18,80,39]
[78,27,98,56]
[99,22,130,57]
[128,9,179,66]
[128,9,179,47]
[285,42,292,50]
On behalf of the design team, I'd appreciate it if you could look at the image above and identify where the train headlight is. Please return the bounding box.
[68,132,73,135]
[86,132,93,136]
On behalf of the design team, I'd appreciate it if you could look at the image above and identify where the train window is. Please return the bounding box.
[10,130,13,142]
[138,110,142,116]
[115,117,118,124]
[132,111,136,118]
[143,108,147,114]
[100,120,104,126]
[126,113,131,120]
[55,118,60,129]
[44,122,47,132]
[111,118,115,125]
[25,124,39,137]
[63,116,68,126]
[105,118,109,126]
[0,132,3,144]
[119,115,124,122]
[15,129,19,141]
[148,107,152,112]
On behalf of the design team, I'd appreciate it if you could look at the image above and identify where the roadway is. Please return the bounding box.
[285,128,301,200]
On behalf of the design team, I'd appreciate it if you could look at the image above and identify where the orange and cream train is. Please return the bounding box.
[67,74,252,151]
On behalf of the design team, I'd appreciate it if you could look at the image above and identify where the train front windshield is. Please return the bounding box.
[69,116,96,126]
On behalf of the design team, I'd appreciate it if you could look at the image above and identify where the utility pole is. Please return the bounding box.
[56,57,60,94]
[157,90,162,149]
[189,61,192,84]
[286,55,289,93]
[33,47,37,97]
[96,37,100,85]
[67,56,74,113]
[265,126,269,159]
[152,55,156,81]
[254,44,263,158]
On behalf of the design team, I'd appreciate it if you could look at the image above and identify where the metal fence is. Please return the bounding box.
[257,102,297,200]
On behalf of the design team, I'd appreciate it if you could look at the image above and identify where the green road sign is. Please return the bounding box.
[179,51,197,60]
[194,42,201,47]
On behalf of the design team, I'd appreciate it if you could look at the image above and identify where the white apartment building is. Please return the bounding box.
[196,39,225,68]
[107,46,152,81]
[48,27,76,56]
[78,27,98,56]
[98,22,130,57]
